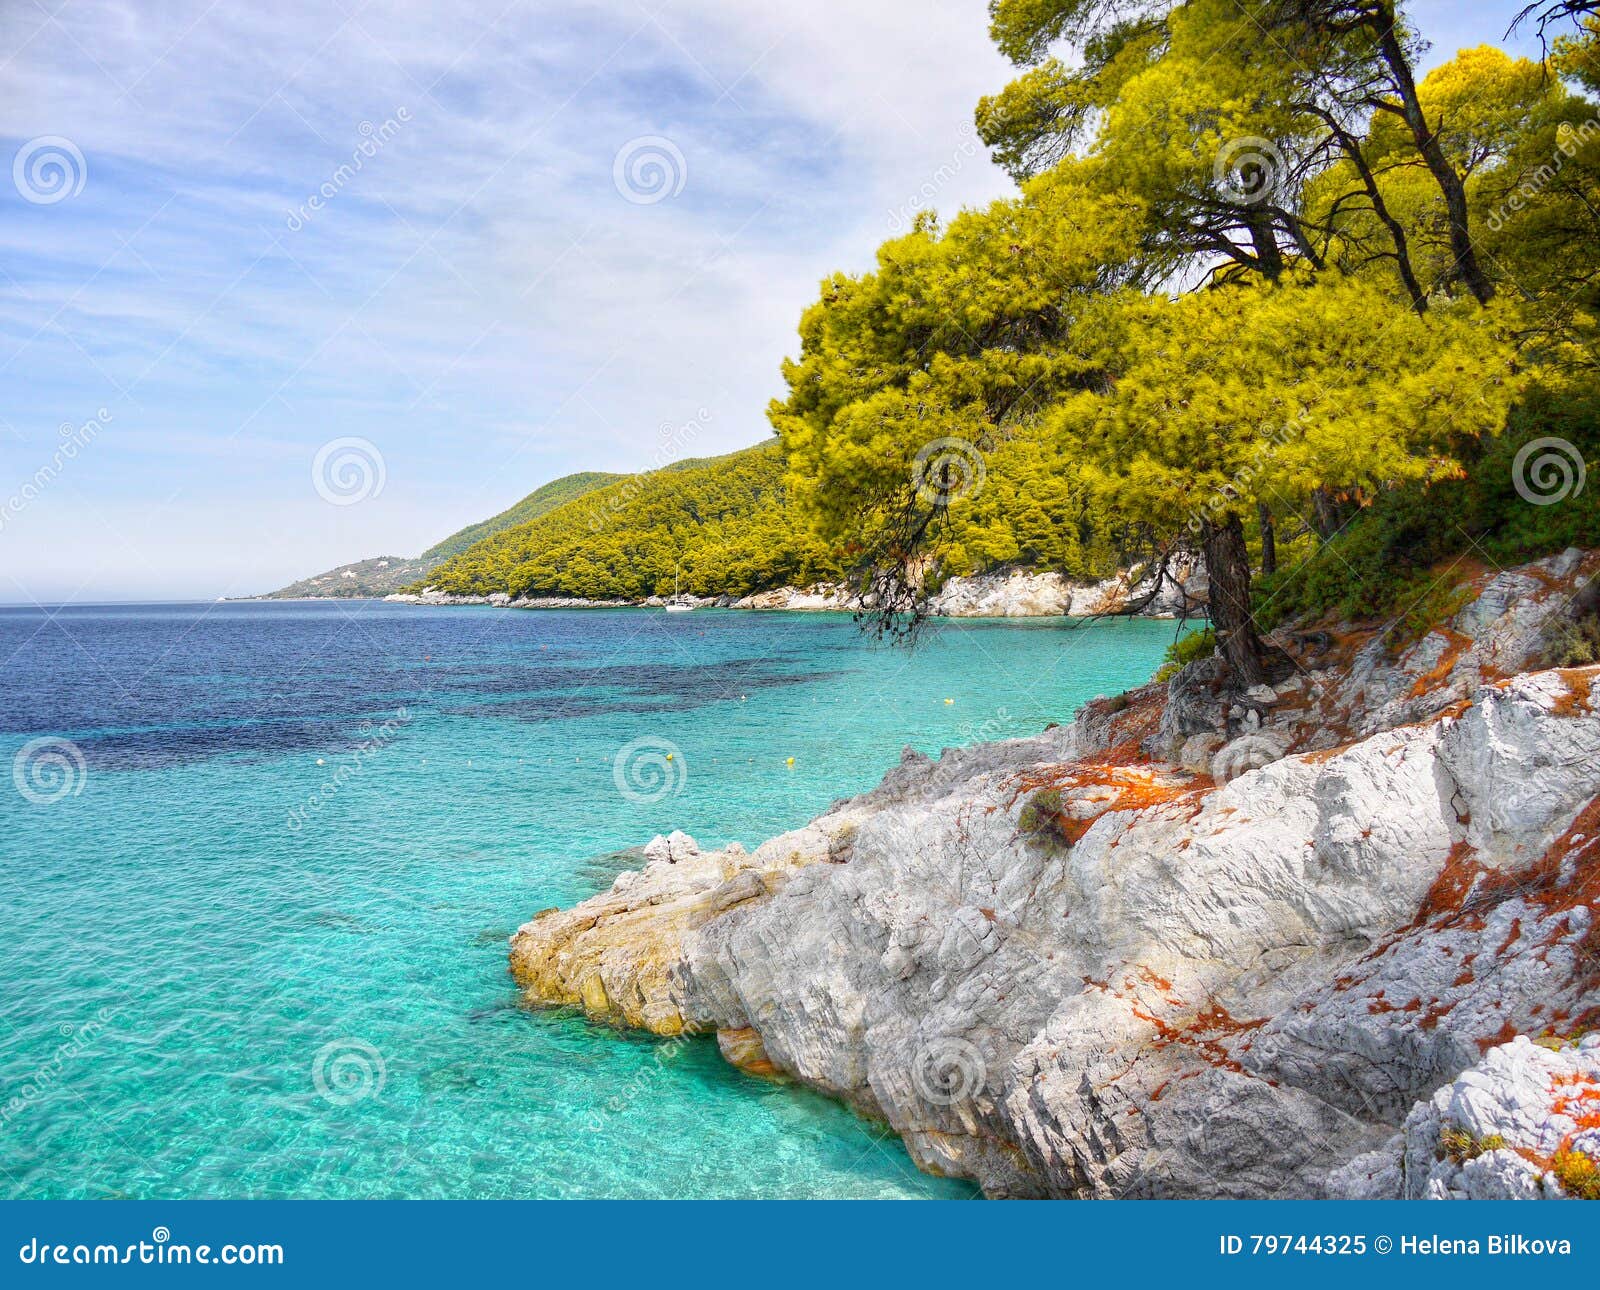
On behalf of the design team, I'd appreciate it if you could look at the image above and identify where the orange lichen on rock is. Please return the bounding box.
[1409,628,1476,700]
[1419,998,1459,1030]
[1413,841,1485,925]
[1130,999,1269,1079]
[1473,796,1600,939]
[1009,759,1208,848]
[1551,666,1596,717]
[1477,1018,1520,1055]
[1550,1072,1600,1127]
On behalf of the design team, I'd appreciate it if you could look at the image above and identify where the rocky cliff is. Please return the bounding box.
[509,549,1600,1198]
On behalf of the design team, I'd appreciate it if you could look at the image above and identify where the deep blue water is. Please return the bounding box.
[0,600,1177,1199]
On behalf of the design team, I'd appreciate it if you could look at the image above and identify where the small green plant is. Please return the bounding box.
[1545,614,1600,667]
[1154,627,1216,682]
[1018,787,1074,850]
[1553,1147,1600,1200]
[1385,580,1476,653]
[1439,1126,1507,1164]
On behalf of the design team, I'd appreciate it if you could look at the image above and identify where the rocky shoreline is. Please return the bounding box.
[382,561,1208,618]
[508,548,1600,1198]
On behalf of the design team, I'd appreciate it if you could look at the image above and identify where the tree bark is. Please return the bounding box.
[1246,209,1285,281]
[1306,103,1428,313]
[1371,5,1494,304]
[1311,486,1345,540]
[1202,512,1267,687]
[1257,501,1278,575]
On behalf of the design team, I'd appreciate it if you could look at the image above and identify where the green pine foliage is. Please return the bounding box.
[422,443,843,599]
[1255,383,1600,629]
[422,471,624,561]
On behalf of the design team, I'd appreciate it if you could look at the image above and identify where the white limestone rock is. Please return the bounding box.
[510,553,1600,1198]
[1331,1035,1600,1199]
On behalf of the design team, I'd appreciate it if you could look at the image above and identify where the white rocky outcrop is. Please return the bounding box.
[510,552,1600,1197]
[385,587,631,608]
[932,558,1205,618]
[1332,1035,1600,1199]
[729,561,1207,618]
[730,584,859,611]
[389,562,1210,617]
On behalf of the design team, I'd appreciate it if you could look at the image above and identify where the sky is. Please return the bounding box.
[0,0,1549,602]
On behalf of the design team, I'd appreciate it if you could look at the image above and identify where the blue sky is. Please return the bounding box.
[0,0,1548,602]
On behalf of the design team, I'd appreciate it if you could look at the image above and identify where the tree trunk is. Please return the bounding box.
[1325,113,1428,313]
[1202,512,1267,687]
[1372,7,1494,305]
[1257,501,1278,576]
[1311,486,1344,540]
[1246,209,1284,281]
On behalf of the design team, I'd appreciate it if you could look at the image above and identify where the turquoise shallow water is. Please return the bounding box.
[0,601,1177,1199]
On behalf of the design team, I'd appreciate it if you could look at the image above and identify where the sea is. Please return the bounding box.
[0,600,1178,1199]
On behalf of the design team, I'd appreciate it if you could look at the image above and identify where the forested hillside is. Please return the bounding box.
[420,470,623,562]
[264,470,620,598]
[299,3,1600,632]
[422,444,839,598]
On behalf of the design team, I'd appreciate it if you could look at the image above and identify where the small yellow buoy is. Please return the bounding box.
[944,698,954,705]
[786,757,795,767]
[665,753,673,761]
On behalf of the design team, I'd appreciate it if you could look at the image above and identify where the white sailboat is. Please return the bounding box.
[665,562,696,613]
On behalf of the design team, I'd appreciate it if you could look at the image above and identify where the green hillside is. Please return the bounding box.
[421,470,623,562]
[262,469,620,598]
[423,443,843,599]
[265,553,442,600]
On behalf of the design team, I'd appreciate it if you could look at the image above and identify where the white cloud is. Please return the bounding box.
[0,0,1537,601]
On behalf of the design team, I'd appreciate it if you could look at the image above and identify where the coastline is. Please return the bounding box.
[373,563,1209,620]
[506,547,1600,1199]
